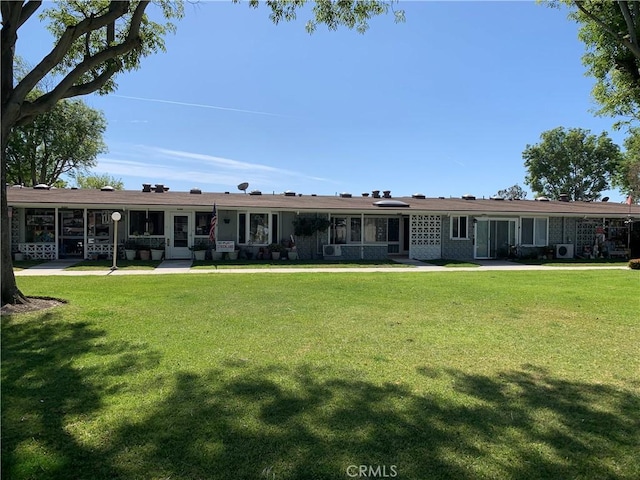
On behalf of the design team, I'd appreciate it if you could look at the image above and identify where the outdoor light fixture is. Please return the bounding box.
[111,211,122,270]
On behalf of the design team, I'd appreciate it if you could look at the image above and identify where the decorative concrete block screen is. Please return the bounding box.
[410,215,442,260]
[18,243,57,260]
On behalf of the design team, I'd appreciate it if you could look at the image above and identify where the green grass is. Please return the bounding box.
[191,259,409,269]
[422,258,480,267]
[65,260,162,270]
[2,271,639,480]
[513,258,629,267]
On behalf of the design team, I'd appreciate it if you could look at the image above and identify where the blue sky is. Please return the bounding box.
[19,1,628,200]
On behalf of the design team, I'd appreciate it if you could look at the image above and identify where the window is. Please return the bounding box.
[25,209,55,243]
[328,216,398,244]
[331,217,347,244]
[350,218,362,242]
[364,218,387,243]
[88,210,111,244]
[237,213,270,244]
[450,216,468,239]
[195,212,211,236]
[521,217,548,246]
[129,210,164,236]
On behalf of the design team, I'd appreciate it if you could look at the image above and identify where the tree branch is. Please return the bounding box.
[11,1,131,107]
[618,1,638,49]
[12,1,149,122]
[20,40,136,119]
[574,0,640,60]
[17,1,41,29]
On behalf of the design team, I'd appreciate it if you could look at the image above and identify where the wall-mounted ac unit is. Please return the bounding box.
[555,243,574,259]
[323,245,342,256]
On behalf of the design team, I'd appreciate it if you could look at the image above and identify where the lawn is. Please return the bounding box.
[191,258,409,269]
[2,271,639,480]
[512,258,630,267]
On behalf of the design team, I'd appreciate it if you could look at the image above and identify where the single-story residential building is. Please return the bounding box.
[7,184,640,261]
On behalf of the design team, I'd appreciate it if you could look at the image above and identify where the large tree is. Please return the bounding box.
[613,128,640,202]
[1,1,402,305]
[554,1,640,124]
[523,127,622,201]
[496,184,528,200]
[76,172,124,190]
[7,96,107,186]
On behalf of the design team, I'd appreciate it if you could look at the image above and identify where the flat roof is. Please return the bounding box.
[7,188,640,217]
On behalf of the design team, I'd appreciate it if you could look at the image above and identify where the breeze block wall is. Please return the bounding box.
[409,214,442,260]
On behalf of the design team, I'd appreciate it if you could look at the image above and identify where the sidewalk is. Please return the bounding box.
[13,259,630,276]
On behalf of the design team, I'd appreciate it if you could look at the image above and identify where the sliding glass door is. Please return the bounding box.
[474,219,516,259]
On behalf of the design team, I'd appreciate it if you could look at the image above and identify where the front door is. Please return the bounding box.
[168,213,191,259]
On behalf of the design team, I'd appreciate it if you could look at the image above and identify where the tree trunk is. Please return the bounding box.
[1,127,27,306]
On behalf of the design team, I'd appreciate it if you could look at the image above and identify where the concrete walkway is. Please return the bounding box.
[13,258,630,276]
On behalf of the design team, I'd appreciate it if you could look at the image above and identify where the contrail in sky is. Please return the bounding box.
[113,94,286,117]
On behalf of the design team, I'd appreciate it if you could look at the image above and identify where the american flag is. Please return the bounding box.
[209,204,217,243]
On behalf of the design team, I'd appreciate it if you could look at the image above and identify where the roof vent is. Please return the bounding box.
[383,190,392,198]
[372,190,381,198]
[559,193,570,202]
[340,192,352,198]
[535,196,550,202]
[362,192,370,197]
[142,183,152,192]
[412,193,426,199]
[154,184,165,193]
[34,184,50,190]
[249,190,262,195]
[12,184,24,188]
[101,185,115,192]
[462,194,476,200]
[374,200,410,208]
[602,196,609,202]
[490,196,504,201]
[284,190,296,197]
[190,188,202,194]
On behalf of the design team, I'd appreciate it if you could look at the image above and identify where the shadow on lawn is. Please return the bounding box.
[2,316,638,479]
[1,311,160,480]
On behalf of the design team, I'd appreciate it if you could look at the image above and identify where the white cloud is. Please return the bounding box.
[112,95,287,117]
[95,145,331,190]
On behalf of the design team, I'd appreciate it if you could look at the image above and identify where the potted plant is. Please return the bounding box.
[268,243,284,260]
[151,243,165,261]
[227,246,239,260]
[124,239,137,261]
[287,236,298,260]
[211,247,223,261]
[190,240,208,261]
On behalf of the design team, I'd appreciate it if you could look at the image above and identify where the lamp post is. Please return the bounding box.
[111,211,122,270]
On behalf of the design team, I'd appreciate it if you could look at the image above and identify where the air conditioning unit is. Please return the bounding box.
[555,243,574,259]
[323,245,342,256]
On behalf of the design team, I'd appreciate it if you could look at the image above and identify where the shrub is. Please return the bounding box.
[629,258,640,270]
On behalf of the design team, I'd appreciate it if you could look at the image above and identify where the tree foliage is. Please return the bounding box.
[496,184,528,200]
[7,97,107,186]
[523,127,622,201]
[613,128,640,202]
[76,172,124,190]
[554,1,640,124]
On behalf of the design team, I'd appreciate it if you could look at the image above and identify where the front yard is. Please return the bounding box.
[2,270,639,479]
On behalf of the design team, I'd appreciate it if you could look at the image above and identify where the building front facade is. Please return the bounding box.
[7,186,640,262]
